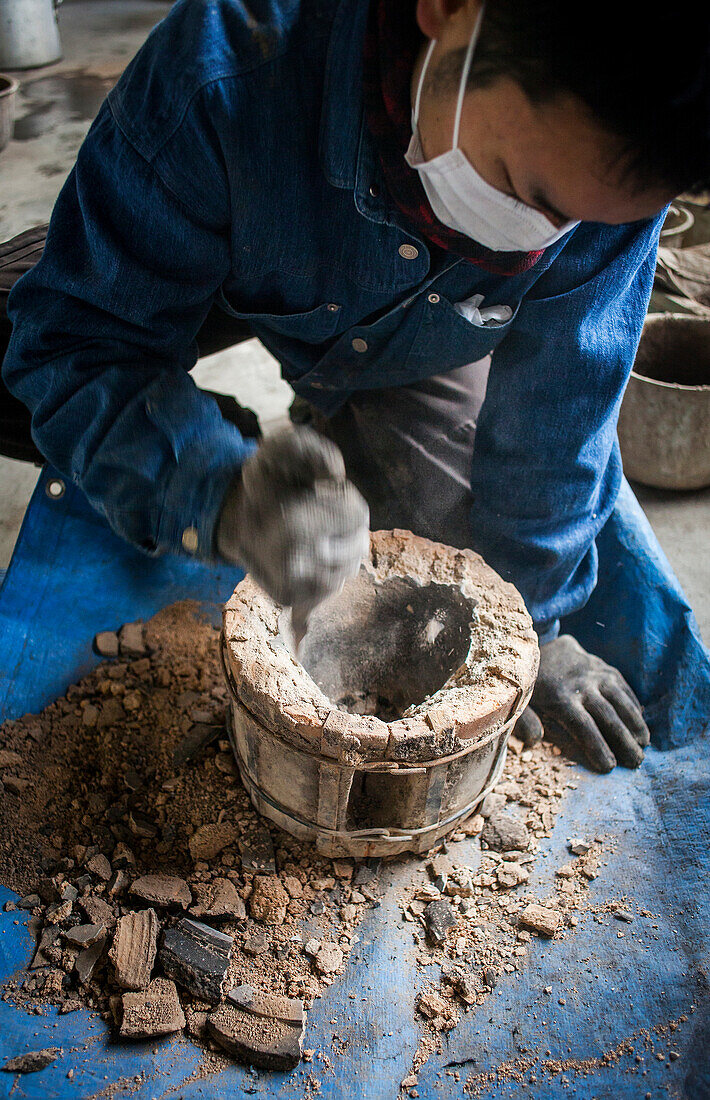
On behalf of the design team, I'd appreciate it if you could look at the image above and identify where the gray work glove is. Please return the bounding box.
[216,426,370,607]
[514,635,650,772]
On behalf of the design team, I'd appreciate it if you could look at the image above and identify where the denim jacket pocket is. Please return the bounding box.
[399,292,520,380]
[218,290,342,345]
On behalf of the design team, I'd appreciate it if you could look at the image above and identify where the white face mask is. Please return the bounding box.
[405,6,580,252]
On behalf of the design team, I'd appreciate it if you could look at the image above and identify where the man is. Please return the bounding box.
[2,0,709,768]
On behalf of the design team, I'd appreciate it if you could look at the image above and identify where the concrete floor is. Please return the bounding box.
[0,0,708,647]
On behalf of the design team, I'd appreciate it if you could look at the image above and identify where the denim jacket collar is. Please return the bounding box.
[318,0,392,228]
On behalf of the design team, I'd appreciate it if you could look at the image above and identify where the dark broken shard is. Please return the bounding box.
[2,1048,62,1073]
[172,722,223,768]
[207,1002,304,1071]
[18,894,41,910]
[424,898,457,945]
[128,809,159,839]
[62,923,105,948]
[31,926,61,969]
[238,826,276,875]
[75,931,109,984]
[159,918,233,1002]
[482,966,498,989]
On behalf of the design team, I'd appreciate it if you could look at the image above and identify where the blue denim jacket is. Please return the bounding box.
[3,0,664,640]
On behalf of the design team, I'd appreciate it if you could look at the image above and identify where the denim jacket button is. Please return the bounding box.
[428,293,440,304]
[182,526,199,553]
[326,303,340,312]
[398,243,419,260]
[351,337,368,353]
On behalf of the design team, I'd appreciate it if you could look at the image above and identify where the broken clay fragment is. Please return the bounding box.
[190,878,246,921]
[94,631,119,658]
[109,908,159,990]
[228,984,305,1025]
[314,943,343,977]
[159,918,233,1002]
[243,931,270,955]
[424,898,457,945]
[87,853,112,881]
[2,1048,62,1074]
[118,978,186,1039]
[481,812,530,852]
[118,621,147,657]
[188,822,237,863]
[79,894,115,929]
[130,874,192,910]
[568,838,591,856]
[416,990,450,1020]
[441,962,479,1004]
[75,933,109,985]
[248,875,289,925]
[45,899,73,924]
[519,903,561,938]
[496,863,529,889]
[207,1001,304,1071]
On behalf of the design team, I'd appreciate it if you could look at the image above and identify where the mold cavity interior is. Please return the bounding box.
[295,569,477,720]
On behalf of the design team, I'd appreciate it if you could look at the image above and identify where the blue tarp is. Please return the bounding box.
[0,467,708,1099]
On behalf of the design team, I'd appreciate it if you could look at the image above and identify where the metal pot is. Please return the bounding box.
[618,313,710,490]
[0,0,62,70]
[0,72,17,151]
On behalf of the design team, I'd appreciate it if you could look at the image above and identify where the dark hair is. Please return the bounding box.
[444,2,710,195]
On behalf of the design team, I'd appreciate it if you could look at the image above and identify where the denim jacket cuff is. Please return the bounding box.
[155,438,257,562]
[534,618,560,646]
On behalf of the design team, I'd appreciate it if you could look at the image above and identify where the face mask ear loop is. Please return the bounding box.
[413,38,437,125]
[452,3,486,150]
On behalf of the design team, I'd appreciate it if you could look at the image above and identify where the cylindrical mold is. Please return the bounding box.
[222,529,539,858]
[0,0,62,70]
[0,72,17,151]
[618,313,710,490]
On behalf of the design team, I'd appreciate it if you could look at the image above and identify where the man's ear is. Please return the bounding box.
[416,0,470,40]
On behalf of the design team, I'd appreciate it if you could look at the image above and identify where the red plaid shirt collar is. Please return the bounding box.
[362,0,544,276]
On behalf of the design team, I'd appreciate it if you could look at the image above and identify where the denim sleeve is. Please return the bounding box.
[3,102,255,561]
[469,216,664,643]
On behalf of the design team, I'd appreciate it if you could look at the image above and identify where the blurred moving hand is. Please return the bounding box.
[216,426,370,608]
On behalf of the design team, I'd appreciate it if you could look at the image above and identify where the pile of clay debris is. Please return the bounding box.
[0,600,606,1087]
[0,603,382,1074]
